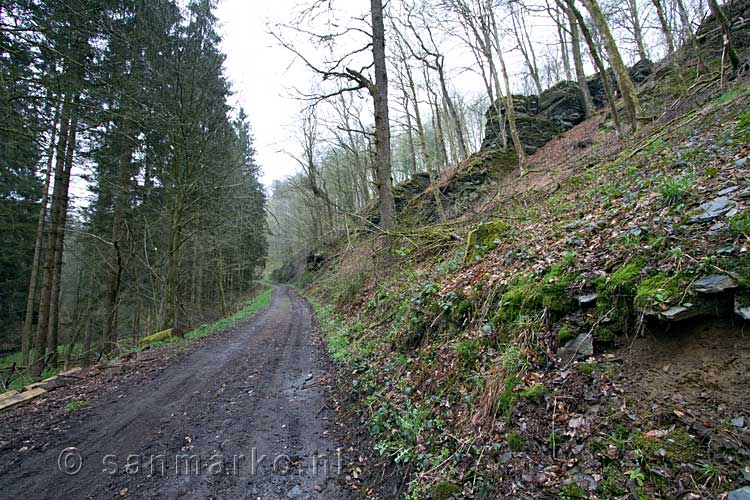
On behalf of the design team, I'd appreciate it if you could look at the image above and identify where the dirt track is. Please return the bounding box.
[0,286,349,499]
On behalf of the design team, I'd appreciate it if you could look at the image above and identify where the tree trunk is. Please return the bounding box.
[582,0,640,131]
[652,0,676,54]
[567,9,594,117]
[707,0,741,71]
[404,56,446,222]
[627,0,649,61]
[568,0,624,138]
[46,97,80,369]
[489,9,528,173]
[436,61,468,161]
[22,97,61,367]
[34,94,73,375]
[676,0,709,73]
[103,115,135,353]
[370,0,396,230]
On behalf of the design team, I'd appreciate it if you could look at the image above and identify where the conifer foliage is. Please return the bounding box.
[0,0,267,371]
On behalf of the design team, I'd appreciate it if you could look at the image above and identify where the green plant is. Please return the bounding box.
[562,251,577,268]
[520,383,546,402]
[730,211,750,236]
[506,431,525,451]
[66,400,90,411]
[560,481,587,499]
[717,87,742,104]
[495,375,520,419]
[598,465,626,496]
[455,338,483,369]
[627,468,646,486]
[658,171,694,206]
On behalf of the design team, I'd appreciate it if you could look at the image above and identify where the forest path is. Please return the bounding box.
[0,286,349,500]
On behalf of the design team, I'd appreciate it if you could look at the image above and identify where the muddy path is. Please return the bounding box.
[0,286,350,499]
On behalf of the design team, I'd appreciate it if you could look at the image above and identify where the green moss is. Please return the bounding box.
[635,272,693,309]
[598,465,627,496]
[718,256,750,288]
[730,211,750,236]
[602,257,648,294]
[557,325,577,344]
[464,220,511,262]
[559,481,587,499]
[495,376,520,420]
[494,265,575,324]
[520,383,546,402]
[633,428,699,463]
[506,431,525,452]
[593,325,615,342]
[432,481,461,500]
[452,299,473,323]
[577,362,595,375]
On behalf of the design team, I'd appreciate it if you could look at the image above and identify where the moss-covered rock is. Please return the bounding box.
[557,324,578,344]
[139,328,174,347]
[635,272,692,309]
[432,481,461,500]
[464,220,511,262]
[494,264,575,324]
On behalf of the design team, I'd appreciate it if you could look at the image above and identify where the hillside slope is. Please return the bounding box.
[299,54,750,499]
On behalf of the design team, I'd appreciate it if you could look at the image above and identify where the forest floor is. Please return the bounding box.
[0,286,352,500]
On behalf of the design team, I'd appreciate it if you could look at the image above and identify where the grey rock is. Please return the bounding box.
[736,157,747,168]
[718,245,738,255]
[718,185,739,196]
[736,298,750,321]
[731,416,745,428]
[741,188,750,199]
[558,332,593,364]
[659,306,697,321]
[729,487,750,500]
[690,196,735,223]
[692,274,737,294]
[576,293,599,306]
[287,485,303,498]
[707,222,727,236]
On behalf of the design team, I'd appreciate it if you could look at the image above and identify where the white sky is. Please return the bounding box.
[216,0,308,188]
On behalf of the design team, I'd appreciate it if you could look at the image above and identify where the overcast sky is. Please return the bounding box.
[215,0,307,188]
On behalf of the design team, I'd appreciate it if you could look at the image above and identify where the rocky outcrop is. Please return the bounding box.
[482,60,654,154]
[697,0,750,49]
[482,81,585,154]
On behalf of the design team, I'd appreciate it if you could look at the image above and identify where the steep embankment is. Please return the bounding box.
[297,36,750,500]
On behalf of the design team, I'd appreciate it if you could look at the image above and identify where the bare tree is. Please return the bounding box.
[580,0,641,131]
[566,0,624,137]
[274,1,397,230]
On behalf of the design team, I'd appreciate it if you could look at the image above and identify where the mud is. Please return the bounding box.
[0,286,349,499]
